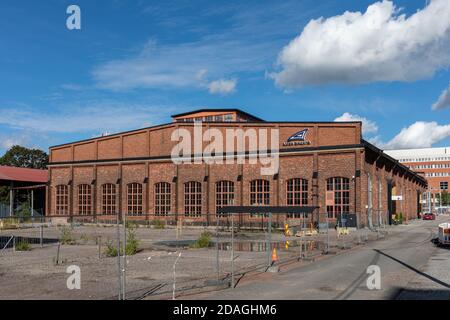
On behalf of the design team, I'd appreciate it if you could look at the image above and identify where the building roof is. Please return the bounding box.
[171,108,265,122]
[362,140,427,185]
[0,165,48,183]
[385,147,450,160]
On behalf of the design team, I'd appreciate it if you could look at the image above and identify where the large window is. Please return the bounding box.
[56,185,69,215]
[127,183,143,216]
[78,184,92,215]
[102,183,116,215]
[184,181,202,217]
[155,182,171,216]
[250,179,270,205]
[326,177,350,219]
[216,181,235,215]
[440,181,448,190]
[286,178,308,218]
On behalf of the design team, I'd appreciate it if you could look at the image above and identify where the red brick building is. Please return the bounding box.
[46,109,426,227]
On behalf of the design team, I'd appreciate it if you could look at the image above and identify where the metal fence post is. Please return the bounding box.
[98,236,101,259]
[216,214,220,282]
[231,214,234,289]
[117,216,121,300]
[122,213,127,300]
[40,225,43,248]
[267,212,272,269]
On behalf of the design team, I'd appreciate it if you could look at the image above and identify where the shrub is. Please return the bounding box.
[104,240,119,257]
[60,226,75,245]
[80,234,89,244]
[15,239,31,251]
[125,220,136,229]
[125,226,139,255]
[191,231,212,248]
[153,219,165,229]
[104,226,140,257]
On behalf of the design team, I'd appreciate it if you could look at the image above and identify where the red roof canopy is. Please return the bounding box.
[0,165,48,183]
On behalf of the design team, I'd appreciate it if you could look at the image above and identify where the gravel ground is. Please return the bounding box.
[0,223,391,299]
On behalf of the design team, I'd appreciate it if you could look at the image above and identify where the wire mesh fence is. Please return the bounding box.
[0,211,391,300]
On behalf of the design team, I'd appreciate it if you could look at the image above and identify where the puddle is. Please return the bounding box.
[154,239,325,252]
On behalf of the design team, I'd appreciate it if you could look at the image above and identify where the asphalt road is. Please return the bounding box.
[189,216,450,300]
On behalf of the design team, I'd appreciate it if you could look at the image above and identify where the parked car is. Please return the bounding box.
[422,213,436,220]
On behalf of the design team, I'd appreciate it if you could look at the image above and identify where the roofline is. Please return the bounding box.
[171,108,265,121]
[361,139,427,185]
[49,120,362,149]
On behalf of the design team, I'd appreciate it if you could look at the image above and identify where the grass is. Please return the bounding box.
[15,239,31,251]
[190,231,212,248]
[0,218,20,230]
[152,219,165,229]
[104,240,119,257]
[104,225,140,257]
[59,226,75,245]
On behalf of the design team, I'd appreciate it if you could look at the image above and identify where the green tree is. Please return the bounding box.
[441,190,450,206]
[0,145,48,169]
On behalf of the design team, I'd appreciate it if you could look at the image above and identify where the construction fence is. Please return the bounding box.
[0,211,389,300]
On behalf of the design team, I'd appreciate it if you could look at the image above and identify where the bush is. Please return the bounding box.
[60,226,75,245]
[191,231,212,248]
[15,239,31,251]
[104,240,119,257]
[104,226,140,257]
[125,226,139,255]
[153,219,165,229]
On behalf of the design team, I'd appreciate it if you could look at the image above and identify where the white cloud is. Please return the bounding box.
[334,112,378,135]
[271,0,450,88]
[0,135,27,150]
[93,38,266,92]
[371,121,450,149]
[208,79,237,95]
[432,84,450,110]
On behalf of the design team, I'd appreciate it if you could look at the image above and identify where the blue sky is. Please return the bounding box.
[1,0,450,154]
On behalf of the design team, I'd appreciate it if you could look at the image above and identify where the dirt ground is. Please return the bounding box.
[0,224,376,300]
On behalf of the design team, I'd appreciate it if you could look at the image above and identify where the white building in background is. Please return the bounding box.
[385,147,450,211]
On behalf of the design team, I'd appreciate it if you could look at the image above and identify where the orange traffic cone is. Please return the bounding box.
[272,248,278,262]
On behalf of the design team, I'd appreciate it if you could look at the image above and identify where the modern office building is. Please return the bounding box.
[385,147,450,209]
[46,109,426,227]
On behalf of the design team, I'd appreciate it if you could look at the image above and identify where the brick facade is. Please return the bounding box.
[47,112,427,227]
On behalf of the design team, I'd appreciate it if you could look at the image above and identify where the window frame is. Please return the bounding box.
[102,183,116,215]
[55,185,69,216]
[155,182,171,216]
[127,182,143,216]
[215,180,235,216]
[184,181,202,217]
[326,177,350,219]
[286,178,308,218]
[78,184,92,215]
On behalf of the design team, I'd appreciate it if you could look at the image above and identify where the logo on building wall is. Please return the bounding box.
[283,129,311,146]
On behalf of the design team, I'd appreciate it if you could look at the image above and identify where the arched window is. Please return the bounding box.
[78,184,92,215]
[250,179,270,206]
[286,178,308,218]
[127,183,143,216]
[326,177,350,219]
[215,181,234,216]
[56,185,69,215]
[102,183,116,215]
[155,182,171,216]
[184,181,202,217]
